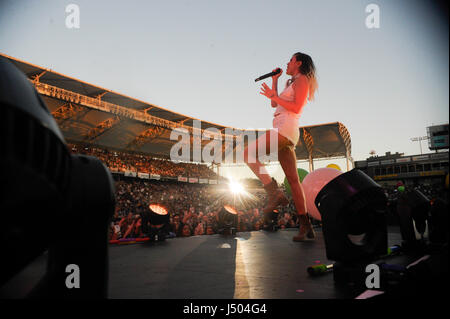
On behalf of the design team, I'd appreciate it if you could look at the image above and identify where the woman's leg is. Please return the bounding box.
[243,130,280,185]
[278,145,315,241]
[278,146,307,215]
[244,130,290,215]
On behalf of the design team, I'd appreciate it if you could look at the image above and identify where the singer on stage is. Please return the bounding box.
[244,52,318,241]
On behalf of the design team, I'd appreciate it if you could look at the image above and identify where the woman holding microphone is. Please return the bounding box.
[244,52,318,241]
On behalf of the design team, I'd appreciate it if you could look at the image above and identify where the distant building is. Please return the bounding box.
[354,151,449,187]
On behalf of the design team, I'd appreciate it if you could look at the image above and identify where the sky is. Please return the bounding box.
[0,0,448,182]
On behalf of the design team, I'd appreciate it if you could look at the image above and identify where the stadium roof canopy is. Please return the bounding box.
[1,52,353,168]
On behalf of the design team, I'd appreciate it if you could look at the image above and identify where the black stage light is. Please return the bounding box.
[315,169,388,285]
[0,56,115,298]
[140,203,170,241]
[428,192,449,244]
[217,205,238,235]
[262,209,280,231]
[396,188,431,252]
[148,203,170,225]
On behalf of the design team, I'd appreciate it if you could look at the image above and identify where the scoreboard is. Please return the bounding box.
[427,124,449,150]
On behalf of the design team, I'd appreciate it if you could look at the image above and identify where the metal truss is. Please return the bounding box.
[84,116,121,142]
[51,102,84,121]
[126,126,166,150]
[30,70,47,83]
[302,128,315,171]
[338,122,354,170]
[32,81,236,140]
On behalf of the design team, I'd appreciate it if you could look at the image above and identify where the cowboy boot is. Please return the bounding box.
[263,178,289,214]
[293,214,316,241]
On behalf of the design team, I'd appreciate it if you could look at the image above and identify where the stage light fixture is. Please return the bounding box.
[396,188,431,252]
[148,203,170,224]
[139,203,171,241]
[0,56,115,298]
[217,205,238,235]
[147,204,170,241]
[262,209,280,231]
[428,193,449,244]
[314,169,388,284]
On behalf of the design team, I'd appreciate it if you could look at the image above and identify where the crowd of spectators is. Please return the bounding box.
[64,143,301,242]
[66,143,447,242]
[109,178,301,241]
[67,143,218,179]
[383,183,447,203]
[383,182,448,224]
[109,179,449,242]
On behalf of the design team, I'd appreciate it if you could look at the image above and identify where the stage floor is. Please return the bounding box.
[108,227,404,299]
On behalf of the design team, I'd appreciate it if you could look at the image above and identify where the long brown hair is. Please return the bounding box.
[292,52,318,101]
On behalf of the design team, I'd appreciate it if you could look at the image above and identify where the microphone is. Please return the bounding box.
[254,68,281,82]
